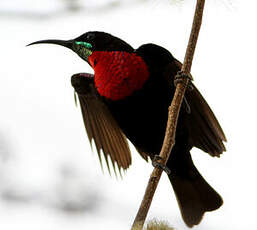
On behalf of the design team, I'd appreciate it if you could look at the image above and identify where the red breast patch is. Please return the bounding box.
[88,51,149,100]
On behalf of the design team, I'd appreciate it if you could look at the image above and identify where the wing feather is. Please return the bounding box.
[172,59,226,157]
[136,43,226,157]
[71,73,132,173]
[185,84,226,156]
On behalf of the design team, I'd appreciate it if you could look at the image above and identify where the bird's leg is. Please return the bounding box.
[183,97,191,114]
[152,155,171,175]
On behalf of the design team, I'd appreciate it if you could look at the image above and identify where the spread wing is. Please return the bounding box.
[71,73,132,174]
[172,59,227,157]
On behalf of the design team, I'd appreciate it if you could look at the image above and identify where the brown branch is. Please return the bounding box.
[131,0,205,229]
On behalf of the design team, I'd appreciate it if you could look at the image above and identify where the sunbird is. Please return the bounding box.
[28,31,226,227]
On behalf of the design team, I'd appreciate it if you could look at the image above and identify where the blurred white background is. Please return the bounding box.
[0,0,256,229]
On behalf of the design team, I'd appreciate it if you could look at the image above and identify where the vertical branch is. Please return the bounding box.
[131,0,205,229]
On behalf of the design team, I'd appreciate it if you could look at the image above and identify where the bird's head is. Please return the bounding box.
[28,31,150,101]
[27,31,133,64]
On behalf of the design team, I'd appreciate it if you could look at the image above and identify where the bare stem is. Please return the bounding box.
[131,0,205,229]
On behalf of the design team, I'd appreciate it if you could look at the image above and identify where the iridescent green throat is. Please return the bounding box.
[73,41,93,61]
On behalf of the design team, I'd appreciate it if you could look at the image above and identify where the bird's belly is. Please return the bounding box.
[107,86,170,156]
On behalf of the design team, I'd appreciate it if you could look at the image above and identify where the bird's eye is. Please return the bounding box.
[86,33,95,40]
[75,41,92,49]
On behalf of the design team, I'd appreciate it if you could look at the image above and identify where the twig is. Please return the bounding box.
[131,0,205,229]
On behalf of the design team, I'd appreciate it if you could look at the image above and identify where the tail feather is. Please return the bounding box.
[168,148,223,227]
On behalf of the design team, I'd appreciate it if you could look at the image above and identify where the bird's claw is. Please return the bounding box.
[174,71,194,90]
[152,155,171,175]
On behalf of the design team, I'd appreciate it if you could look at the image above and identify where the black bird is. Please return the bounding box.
[28,31,226,227]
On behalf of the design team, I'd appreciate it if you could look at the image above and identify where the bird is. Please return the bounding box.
[28,31,226,227]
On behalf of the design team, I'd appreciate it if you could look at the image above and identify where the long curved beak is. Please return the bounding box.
[27,39,73,49]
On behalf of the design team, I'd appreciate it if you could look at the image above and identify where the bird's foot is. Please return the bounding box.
[152,155,171,175]
[174,71,194,90]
